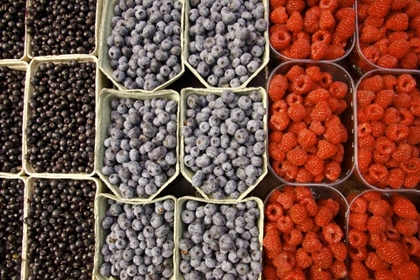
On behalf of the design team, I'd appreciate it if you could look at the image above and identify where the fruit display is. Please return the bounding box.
[176,197,263,279]
[0,0,26,60]
[263,185,348,279]
[0,63,25,175]
[101,0,184,91]
[24,178,97,279]
[351,0,420,72]
[269,0,356,60]
[26,0,97,57]
[97,89,179,199]
[347,190,420,279]
[185,0,269,88]
[356,70,420,190]
[267,62,354,185]
[96,195,176,279]
[181,88,267,200]
[0,177,24,279]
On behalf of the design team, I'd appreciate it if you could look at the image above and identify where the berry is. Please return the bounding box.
[368,163,389,183]
[265,203,284,222]
[386,167,406,188]
[287,103,306,122]
[368,198,390,216]
[389,39,411,59]
[287,11,304,33]
[273,251,296,272]
[365,252,389,271]
[376,240,404,265]
[302,232,323,253]
[330,260,348,279]
[391,194,418,220]
[392,261,420,280]
[271,7,289,24]
[269,74,289,101]
[396,74,417,94]
[295,248,312,268]
[368,0,392,18]
[349,212,368,231]
[315,206,334,227]
[289,39,311,59]
[324,44,346,60]
[324,160,341,181]
[386,13,410,31]
[270,111,290,131]
[322,223,344,244]
[317,140,338,159]
[329,242,347,261]
[290,204,308,225]
[348,229,368,248]
[367,215,387,233]
[270,29,292,51]
[287,148,308,166]
[277,192,296,210]
[263,232,282,257]
[350,197,368,214]
[375,89,395,108]
[312,247,333,269]
[283,228,303,246]
[349,261,369,280]
[311,41,329,60]
[357,90,376,108]
[400,158,420,175]
[311,101,332,121]
[395,218,418,236]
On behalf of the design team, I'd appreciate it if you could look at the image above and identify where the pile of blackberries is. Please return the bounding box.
[102,97,178,199]
[99,198,175,279]
[24,178,96,280]
[0,178,24,279]
[27,0,97,56]
[0,0,26,59]
[25,61,96,174]
[0,67,24,173]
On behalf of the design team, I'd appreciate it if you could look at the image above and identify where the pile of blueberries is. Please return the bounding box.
[0,67,24,173]
[99,198,175,279]
[24,179,96,279]
[0,178,24,279]
[107,0,183,90]
[27,0,97,56]
[0,0,26,59]
[179,199,262,279]
[187,0,267,87]
[25,61,96,174]
[102,97,178,199]
[182,89,266,199]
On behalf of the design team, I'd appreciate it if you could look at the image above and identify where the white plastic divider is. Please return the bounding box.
[23,55,105,178]
[0,61,28,177]
[179,87,268,201]
[95,88,180,200]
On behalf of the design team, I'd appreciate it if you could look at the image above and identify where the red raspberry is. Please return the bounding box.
[401,52,419,69]
[374,38,390,55]
[330,260,348,279]
[357,90,376,108]
[391,0,410,10]
[399,107,415,125]
[395,218,418,236]
[370,121,386,137]
[383,74,397,90]
[317,140,338,159]
[383,107,401,125]
[310,41,329,60]
[404,0,420,18]
[282,160,299,181]
[286,148,308,166]
[400,157,420,175]
[322,223,344,244]
[277,191,296,210]
[269,130,284,144]
[364,16,385,28]
[287,103,306,122]
[365,103,385,121]
[408,126,420,145]
[368,163,389,183]
[324,44,346,60]
[277,215,294,233]
[289,39,311,59]
[348,228,368,248]
[361,45,381,65]
[300,197,319,217]
[349,261,369,280]
[265,203,284,222]
[297,129,317,149]
[375,89,395,108]
[396,73,417,94]
[360,25,384,44]
[302,231,323,253]
[269,143,286,162]
[350,196,368,213]
[349,246,368,262]
[386,123,409,141]
[285,0,306,14]
[269,74,288,101]
[282,268,306,280]
[368,198,390,216]
[262,265,278,280]
[294,186,313,202]
[358,134,375,150]
[376,240,405,265]
[386,13,410,32]
[288,121,307,136]
[324,124,345,145]
[311,101,332,121]
[286,65,305,82]
[287,11,303,33]
[270,29,292,51]
[284,228,304,247]
[377,54,399,68]
[290,203,308,225]
[374,270,398,280]
[401,235,420,255]
[273,251,296,271]
[360,74,384,93]
[389,39,411,59]
[319,9,336,31]
[391,194,418,220]
[303,7,321,34]
[315,206,334,227]
[306,89,330,105]
[358,149,373,174]
[358,122,372,138]
[368,232,387,249]
[319,71,334,89]
[375,136,396,155]
[329,242,347,261]
[367,215,387,233]
[393,93,412,108]
[270,7,289,24]
[263,232,282,258]
[329,81,348,99]
[271,100,288,114]
[318,198,340,217]
[305,66,323,82]
[368,0,392,18]
[270,0,287,9]
[365,252,389,271]
[270,111,290,132]
[286,93,304,106]
[296,217,315,232]
[386,167,406,189]
[324,160,341,181]
[309,120,326,136]
[392,261,420,280]
[292,75,314,95]
[295,167,314,183]
[312,29,332,45]
[295,248,312,268]
[349,212,368,231]
[404,174,420,188]
[312,247,333,269]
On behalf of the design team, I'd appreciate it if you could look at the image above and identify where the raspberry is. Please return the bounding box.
[329,81,348,99]
[317,140,338,159]
[365,252,389,271]
[391,194,418,220]
[319,72,333,89]
[300,197,319,217]
[330,260,348,279]
[367,215,387,233]
[277,215,294,233]
[391,0,410,10]
[368,0,392,18]
[286,65,305,82]
[282,268,306,280]
[292,75,314,95]
[348,228,368,249]
[404,174,420,188]
[396,73,417,94]
[305,66,323,83]
[365,103,385,121]
[392,261,420,280]
[374,270,398,280]
[368,198,390,216]
[357,90,376,108]
[374,38,390,55]
[386,167,406,188]
[400,107,415,125]
[358,122,372,138]
[350,196,368,213]
[360,25,384,44]
[400,157,420,175]
[265,203,285,222]
[311,30,332,45]
[309,120,326,136]
[273,251,296,271]
[361,45,381,67]
[295,167,314,183]
[270,7,289,24]
[375,136,396,155]
[287,11,303,33]
[290,203,308,225]
[377,240,404,265]
[271,0,288,9]
[302,231,323,253]
[375,89,395,108]
[373,150,390,164]
[269,143,286,162]
[383,74,398,90]
[282,160,299,181]
[386,123,409,141]
[306,89,330,105]
[312,247,333,269]
[364,16,385,28]
[324,44,346,60]
[349,212,368,231]
[286,148,308,166]
[296,129,316,150]
[370,121,386,137]
[303,7,321,34]
[335,16,356,41]
[286,93,304,106]
[408,126,420,146]
[270,29,292,51]
[368,163,389,182]
[393,93,412,108]
[271,100,288,114]
[262,265,278,280]
[409,37,420,53]
[358,134,375,150]
[388,39,411,60]
[395,218,418,236]
[269,74,288,101]
[319,9,336,31]
[401,235,420,255]
[404,0,420,18]
[385,224,402,241]
[310,41,329,60]
[270,111,290,131]
[289,39,311,59]
[263,232,283,257]
[322,223,344,244]
[383,107,401,125]
[294,186,313,202]
[296,217,315,232]
[286,103,306,123]
[386,13,410,32]
[288,121,307,137]
[349,261,369,280]
[265,222,280,236]
[286,0,306,14]
[324,160,341,181]
[295,248,312,268]
[401,52,419,69]
[283,228,303,246]
[318,198,340,217]
[311,101,332,121]
[360,74,384,93]
[277,191,296,210]
[269,130,284,144]
[324,124,345,145]
[377,54,399,68]
[327,243,347,262]
[349,246,368,262]
[368,231,387,249]
[314,206,334,227]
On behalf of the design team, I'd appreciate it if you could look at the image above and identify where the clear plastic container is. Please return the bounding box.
[183,0,269,89]
[26,0,102,58]
[353,69,420,193]
[266,61,355,187]
[23,55,105,177]
[179,87,268,201]
[0,61,28,177]
[175,195,264,280]
[98,0,185,92]
[95,88,180,200]
[94,193,177,280]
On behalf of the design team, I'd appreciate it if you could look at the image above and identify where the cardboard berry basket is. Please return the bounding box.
[25,0,103,59]
[94,193,177,280]
[0,61,28,177]
[0,175,27,280]
[266,61,355,187]
[95,88,180,200]
[22,176,101,280]
[353,69,420,193]
[22,55,106,178]
[175,195,264,280]
[183,0,269,89]
[268,3,356,63]
[179,87,268,201]
[98,0,185,92]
